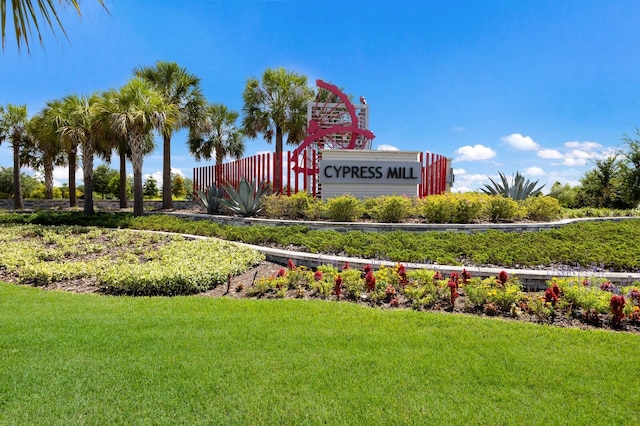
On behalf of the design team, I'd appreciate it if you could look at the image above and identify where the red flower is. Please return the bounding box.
[363,264,372,275]
[433,271,444,281]
[342,262,350,271]
[544,284,560,303]
[461,269,471,283]
[365,271,376,292]
[450,272,459,287]
[313,270,323,281]
[447,279,459,305]
[497,270,508,285]
[610,295,626,324]
[397,263,408,286]
[287,259,296,270]
[334,275,343,298]
[276,268,287,278]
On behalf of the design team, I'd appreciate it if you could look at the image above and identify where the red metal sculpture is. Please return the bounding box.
[290,80,375,175]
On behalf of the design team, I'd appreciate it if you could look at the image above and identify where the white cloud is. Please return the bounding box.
[454,144,496,162]
[537,149,564,159]
[562,149,595,166]
[376,144,399,151]
[524,166,546,176]
[501,133,540,151]
[564,141,602,150]
[453,168,467,175]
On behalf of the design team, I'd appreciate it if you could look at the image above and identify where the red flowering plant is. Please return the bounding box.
[276,268,287,278]
[449,272,459,288]
[365,271,376,292]
[447,279,459,306]
[461,269,471,284]
[628,288,640,305]
[334,275,343,299]
[433,271,444,282]
[610,295,626,326]
[600,281,617,292]
[342,262,350,271]
[287,259,297,270]
[313,270,323,281]
[497,270,508,286]
[544,283,560,305]
[396,263,408,287]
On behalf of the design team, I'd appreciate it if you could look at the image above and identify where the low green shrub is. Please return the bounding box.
[418,194,450,223]
[483,196,522,222]
[366,195,414,223]
[325,194,364,222]
[452,192,489,223]
[522,196,561,221]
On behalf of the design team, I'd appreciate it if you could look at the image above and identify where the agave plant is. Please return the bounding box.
[218,178,272,216]
[481,171,545,200]
[196,185,225,215]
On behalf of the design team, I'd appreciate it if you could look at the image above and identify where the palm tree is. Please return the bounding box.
[1,0,108,52]
[134,61,205,209]
[0,103,29,209]
[26,113,66,199]
[95,78,177,216]
[38,98,80,207]
[242,67,313,193]
[51,94,107,214]
[188,103,244,185]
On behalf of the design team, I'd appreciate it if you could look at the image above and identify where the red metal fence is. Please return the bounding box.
[193,151,450,198]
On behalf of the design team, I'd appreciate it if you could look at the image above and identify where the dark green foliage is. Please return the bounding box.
[481,171,545,200]
[2,212,639,272]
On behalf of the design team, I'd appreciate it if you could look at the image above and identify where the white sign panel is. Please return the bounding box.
[319,160,421,184]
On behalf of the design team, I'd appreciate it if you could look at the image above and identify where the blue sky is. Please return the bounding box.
[2,0,640,192]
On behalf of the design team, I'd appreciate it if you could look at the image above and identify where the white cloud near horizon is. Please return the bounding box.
[454,144,496,162]
[376,144,400,151]
[501,133,540,151]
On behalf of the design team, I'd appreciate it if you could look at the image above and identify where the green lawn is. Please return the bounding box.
[1,283,639,425]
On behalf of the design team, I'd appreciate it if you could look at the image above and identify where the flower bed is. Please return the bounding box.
[246,259,640,333]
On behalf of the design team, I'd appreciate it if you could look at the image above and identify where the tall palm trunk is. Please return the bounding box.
[43,158,54,199]
[131,135,145,216]
[162,133,173,209]
[68,150,77,207]
[12,141,24,209]
[82,141,95,215]
[274,126,283,194]
[118,145,128,208]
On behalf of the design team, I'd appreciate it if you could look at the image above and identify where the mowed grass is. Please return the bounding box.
[1,283,639,425]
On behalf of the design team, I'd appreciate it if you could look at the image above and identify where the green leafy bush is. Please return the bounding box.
[418,195,450,223]
[366,195,414,223]
[325,194,364,222]
[522,196,561,221]
[262,192,316,220]
[483,196,522,222]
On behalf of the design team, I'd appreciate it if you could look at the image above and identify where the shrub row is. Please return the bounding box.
[261,192,563,223]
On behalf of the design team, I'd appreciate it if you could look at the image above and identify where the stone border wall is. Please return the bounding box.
[0,199,195,211]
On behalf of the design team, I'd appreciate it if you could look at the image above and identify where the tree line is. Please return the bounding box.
[0,63,314,216]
